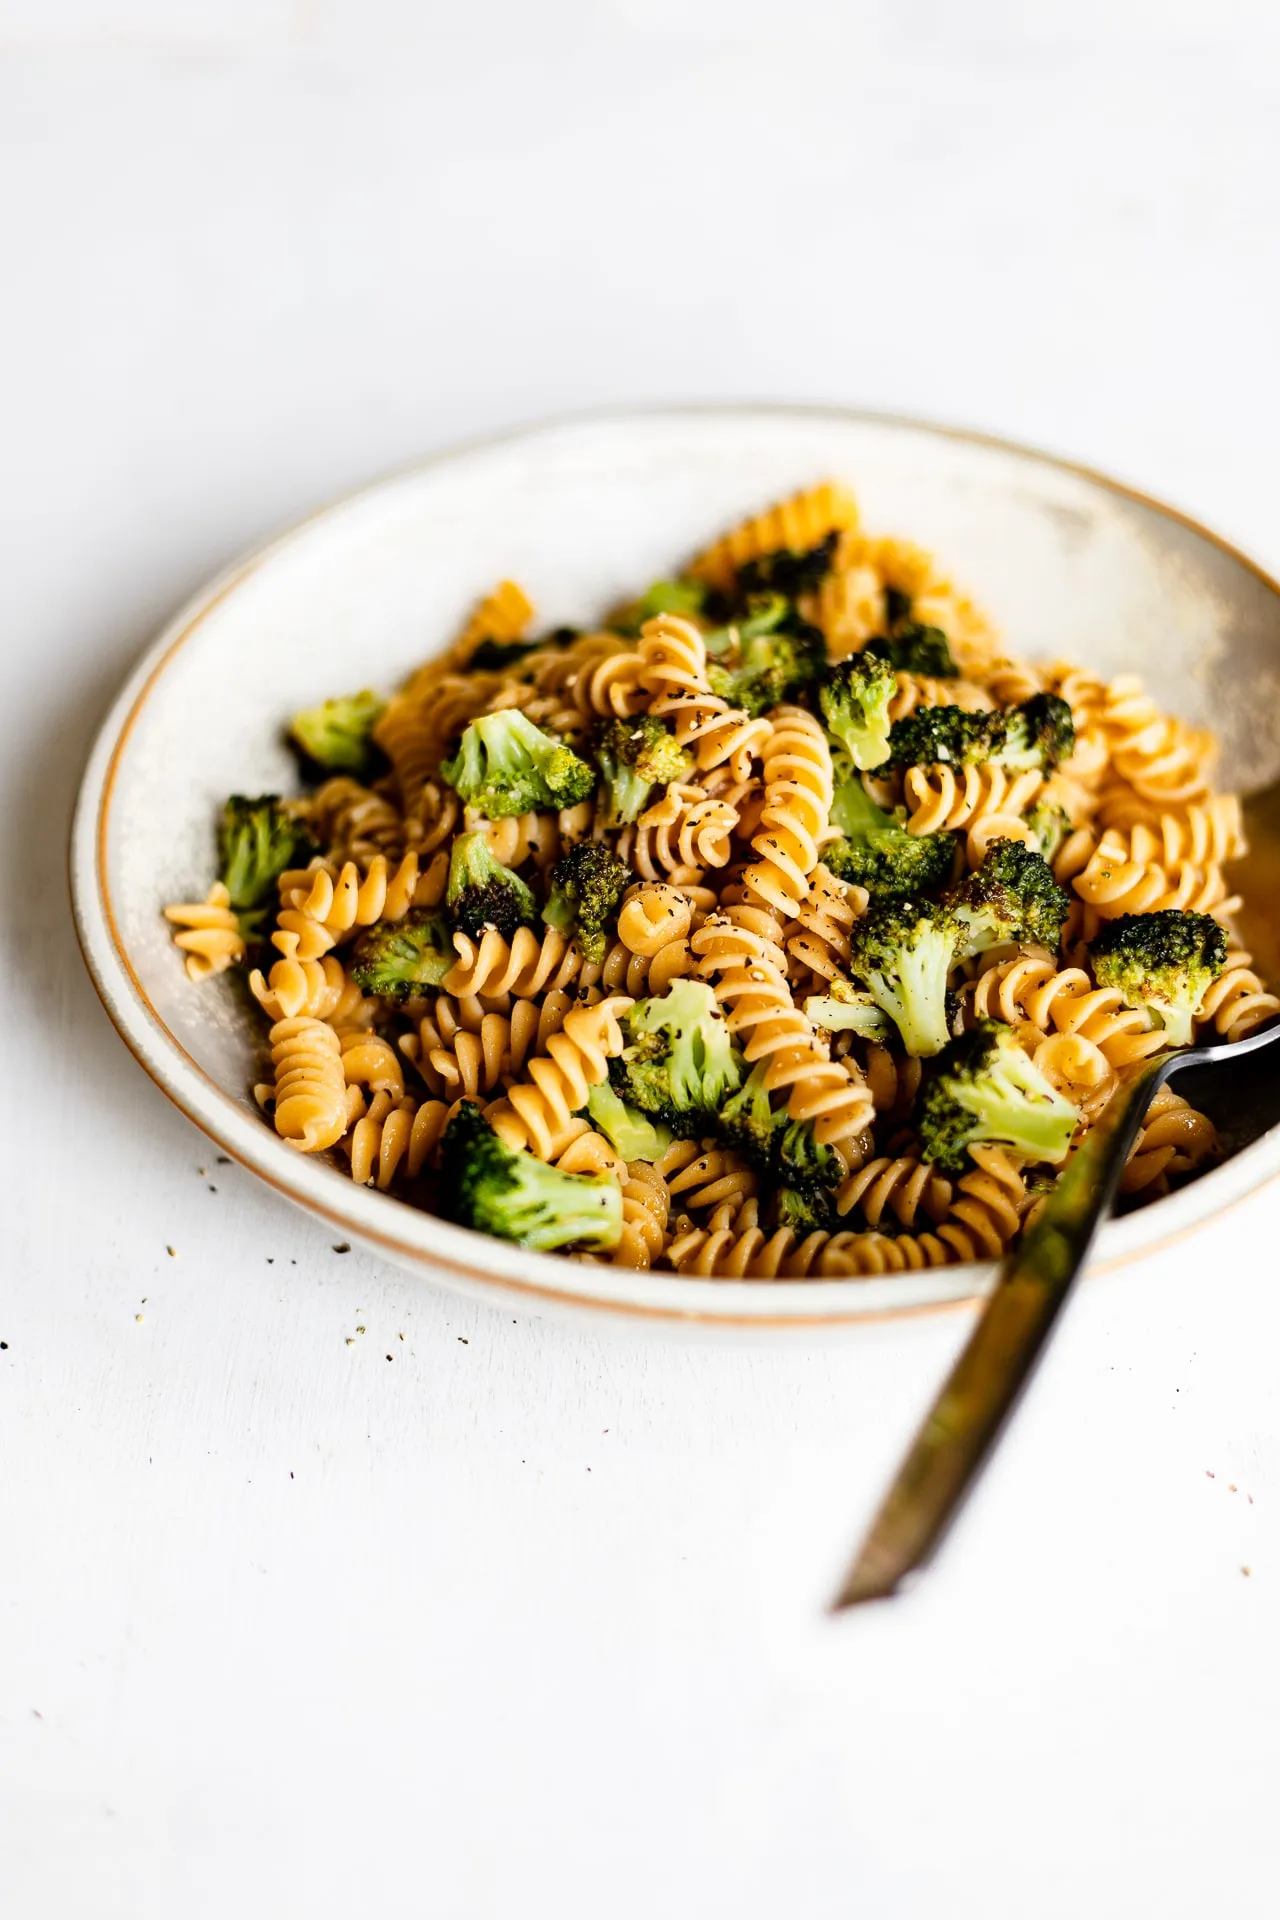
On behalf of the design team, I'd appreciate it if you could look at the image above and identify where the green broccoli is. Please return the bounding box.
[999,693,1076,771]
[1090,910,1229,1048]
[818,651,897,770]
[468,635,545,671]
[216,795,319,938]
[445,830,537,940]
[349,908,454,1001]
[440,709,595,817]
[846,898,960,1058]
[864,623,958,678]
[1025,800,1072,864]
[541,842,632,963]
[610,980,743,1135]
[773,1184,836,1235]
[718,1062,778,1167]
[614,578,707,633]
[440,1101,622,1252]
[825,767,956,898]
[916,1019,1078,1174]
[585,1083,672,1162]
[708,615,827,717]
[803,987,892,1040]
[885,704,1008,770]
[949,839,1069,960]
[735,531,840,601]
[594,714,693,826]
[716,1064,841,1191]
[288,690,385,775]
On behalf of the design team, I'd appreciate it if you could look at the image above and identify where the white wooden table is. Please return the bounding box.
[4,5,1280,1914]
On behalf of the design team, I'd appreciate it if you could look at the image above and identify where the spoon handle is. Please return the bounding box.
[832,1056,1172,1610]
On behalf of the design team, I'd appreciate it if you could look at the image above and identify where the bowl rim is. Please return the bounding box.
[68,401,1280,1329]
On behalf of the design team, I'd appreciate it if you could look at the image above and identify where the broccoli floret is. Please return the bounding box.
[818,651,897,770]
[716,1065,841,1189]
[542,842,632,964]
[594,714,693,825]
[885,704,1007,770]
[610,980,743,1135]
[1025,800,1072,864]
[846,898,960,1058]
[803,988,892,1039]
[440,709,595,817]
[999,692,1076,771]
[445,830,537,940]
[217,795,319,937]
[865,623,957,679]
[288,690,385,775]
[825,767,956,898]
[1090,910,1228,1048]
[585,1083,672,1162]
[708,617,827,717]
[774,1184,836,1235]
[736,531,840,601]
[349,908,454,1001]
[615,578,707,633]
[916,1019,1078,1174]
[718,1062,778,1166]
[440,1101,621,1253]
[950,839,1069,960]
[468,635,544,670]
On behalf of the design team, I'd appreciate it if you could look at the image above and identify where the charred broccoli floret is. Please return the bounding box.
[999,692,1076,771]
[704,585,827,714]
[610,980,743,1135]
[585,1083,672,1162]
[349,908,454,1001]
[594,714,693,825]
[717,1064,841,1191]
[468,635,544,671]
[735,532,840,601]
[773,1184,835,1235]
[916,1019,1078,1174]
[440,710,595,817]
[818,651,897,770]
[1090,910,1229,1048]
[541,842,632,963]
[1025,800,1072,864]
[846,898,960,1058]
[288,690,385,775]
[950,839,1069,959]
[864,623,957,679]
[445,830,536,940]
[825,768,956,898]
[885,704,1007,770]
[440,1101,621,1252]
[216,795,318,938]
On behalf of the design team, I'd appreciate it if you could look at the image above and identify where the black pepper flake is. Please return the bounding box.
[0,1342,7,1350]
[458,1336,469,1344]
[216,1156,230,1165]
[386,1353,393,1362]
[207,1185,217,1193]
[333,1243,351,1254]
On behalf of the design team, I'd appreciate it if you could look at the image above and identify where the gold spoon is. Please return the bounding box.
[832,794,1280,1609]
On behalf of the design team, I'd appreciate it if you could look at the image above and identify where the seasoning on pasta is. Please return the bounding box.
[162,485,1276,1274]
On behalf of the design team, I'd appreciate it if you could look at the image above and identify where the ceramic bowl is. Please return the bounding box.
[70,407,1280,1329]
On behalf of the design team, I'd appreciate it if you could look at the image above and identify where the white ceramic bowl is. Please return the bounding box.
[70,407,1280,1329]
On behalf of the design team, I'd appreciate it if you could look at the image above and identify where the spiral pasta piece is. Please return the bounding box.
[637,615,769,780]
[1120,1088,1218,1195]
[343,1090,449,1187]
[903,763,1043,836]
[262,1016,349,1152]
[836,1156,952,1230]
[485,996,633,1160]
[935,1146,1028,1261]
[742,706,834,915]
[1071,830,1236,922]
[612,1161,670,1269]
[273,853,420,961]
[964,947,1167,1071]
[616,783,738,885]
[1195,951,1280,1041]
[162,882,244,981]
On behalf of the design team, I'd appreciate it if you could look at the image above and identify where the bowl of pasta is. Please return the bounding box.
[70,406,1280,1327]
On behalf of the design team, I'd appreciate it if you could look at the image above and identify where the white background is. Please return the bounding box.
[3,3,1280,1914]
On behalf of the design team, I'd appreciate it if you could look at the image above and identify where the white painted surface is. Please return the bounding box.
[3,4,1279,1914]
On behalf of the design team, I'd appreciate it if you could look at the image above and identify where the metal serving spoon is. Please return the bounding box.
[832,798,1280,1610]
